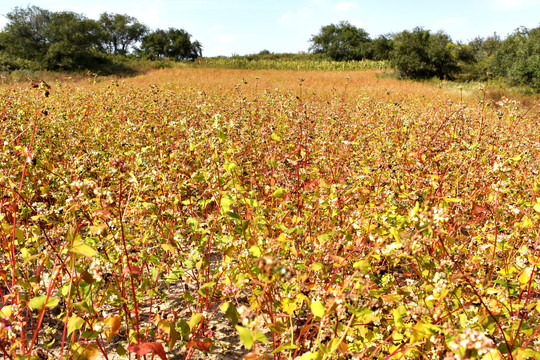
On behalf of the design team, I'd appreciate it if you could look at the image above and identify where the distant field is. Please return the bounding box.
[192,57,390,71]
[1,68,539,359]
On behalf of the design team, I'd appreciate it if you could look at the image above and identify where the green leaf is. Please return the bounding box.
[271,132,281,141]
[393,305,407,330]
[220,195,234,212]
[515,347,540,360]
[518,267,533,289]
[218,129,227,142]
[534,203,540,213]
[178,319,190,337]
[73,301,93,314]
[220,302,239,326]
[410,322,440,344]
[254,330,268,343]
[14,228,24,242]
[282,297,297,315]
[272,343,298,354]
[70,239,98,258]
[311,301,326,318]
[226,210,241,220]
[28,295,59,310]
[157,319,179,349]
[67,314,86,336]
[235,325,254,350]
[509,154,522,162]
[267,322,287,334]
[272,187,284,198]
[297,352,320,360]
[161,244,175,252]
[116,345,127,356]
[188,313,203,331]
[249,245,262,257]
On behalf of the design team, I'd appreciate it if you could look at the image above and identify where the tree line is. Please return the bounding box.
[310,21,540,91]
[0,6,202,73]
[1,6,539,92]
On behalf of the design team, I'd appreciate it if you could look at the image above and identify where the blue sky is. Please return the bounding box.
[1,0,539,57]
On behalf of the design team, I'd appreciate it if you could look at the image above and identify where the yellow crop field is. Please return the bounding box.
[1,68,539,359]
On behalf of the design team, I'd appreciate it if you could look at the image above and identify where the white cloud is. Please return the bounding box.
[334,1,358,12]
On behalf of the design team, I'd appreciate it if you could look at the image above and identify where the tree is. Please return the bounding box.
[167,28,200,60]
[468,34,501,62]
[309,21,372,61]
[391,27,458,79]
[139,29,168,58]
[491,27,540,90]
[370,35,393,60]
[99,13,148,55]
[0,6,102,70]
[43,11,102,69]
[140,28,202,60]
[0,6,51,63]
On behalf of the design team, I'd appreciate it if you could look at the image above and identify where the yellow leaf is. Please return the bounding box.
[311,301,326,318]
[518,267,533,289]
[282,298,297,315]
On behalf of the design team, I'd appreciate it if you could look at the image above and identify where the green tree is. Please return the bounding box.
[370,35,393,60]
[140,28,202,60]
[0,6,103,70]
[391,27,458,79]
[468,34,501,62]
[309,21,372,61]
[99,13,148,55]
[139,29,168,58]
[0,6,51,64]
[166,28,201,60]
[43,11,102,70]
[491,27,540,90]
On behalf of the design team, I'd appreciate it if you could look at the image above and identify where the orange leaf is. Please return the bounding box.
[122,265,142,275]
[472,202,488,215]
[187,340,212,351]
[149,342,167,360]
[127,342,167,360]
[105,315,121,342]
[93,209,111,220]
[127,342,153,356]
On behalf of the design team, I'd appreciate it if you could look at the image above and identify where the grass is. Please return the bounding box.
[0,68,539,360]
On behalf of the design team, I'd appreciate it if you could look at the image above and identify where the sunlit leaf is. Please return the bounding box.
[186,340,212,352]
[70,239,98,258]
[220,302,239,326]
[311,301,326,318]
[67,315,86,336]
[236,325,254,350]
[28,295,59,310]
[157,320,179,349]
[105,316,122,342]
[281,297,297,315]
[188,313,204,331]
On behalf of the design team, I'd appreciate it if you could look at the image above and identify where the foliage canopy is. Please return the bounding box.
[0,6,202,73]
